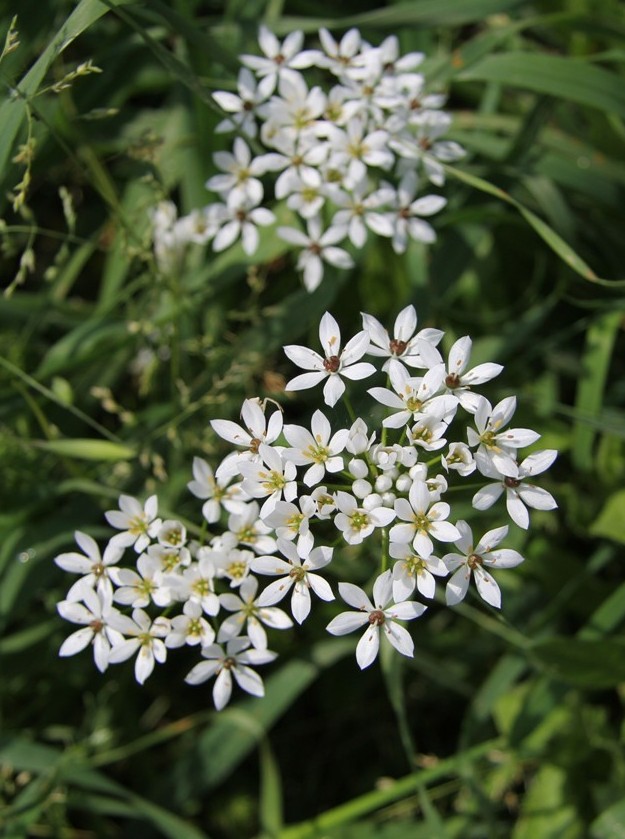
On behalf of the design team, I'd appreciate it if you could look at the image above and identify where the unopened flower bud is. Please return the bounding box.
[346,418,373,455]
[349,458,369,479]
[363,492,383,511]
[375,474,393,493]
[395,474,412,493]
[409,463,427,481]
[352,478,372,499]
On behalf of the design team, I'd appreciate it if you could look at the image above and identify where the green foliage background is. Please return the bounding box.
[1,0,625,836]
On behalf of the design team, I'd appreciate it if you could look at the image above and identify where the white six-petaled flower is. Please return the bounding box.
[284,311,376,407]
[443,520,524,609]
[185,637,277,710]
[252,538,335,624]
[326,570,426,669]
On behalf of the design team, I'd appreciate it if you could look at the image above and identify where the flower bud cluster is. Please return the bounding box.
[54,306,556,707]
[150,26,465,290]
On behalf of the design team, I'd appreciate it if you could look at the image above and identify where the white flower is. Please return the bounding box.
[389,542,447,601]
[165,600,215,648]
[256,131,328,198]
[284,168,328,218]
[441,441,476,476]
[113,553,171,609]
[444,336,503,414]
[333,490,395,545]
[345,417,375,455]
[55,532,123,601]
[263,497,316,555]
[278,217,354,292]
[210,198,275,256]
[283,311,376,407]
[222,501,277,555]
[238,443,298,517]
[368,359,448,428]
[390,110,465,186]
[326,116,394,187]
[260,73,327,140]
[210,546,255,588]
[185,637,277,710]
[310,486,337,519]
[57,586,124,673]
[361,304,443,370]
[178,554,220,615]
[176,207,220,245]
[252,538,334,624]
[157,520,187,550]
[240,26,314,91]
[187,457,247,523]
[315,27,363,77]
[472,449,558,529]
[211,397,284,480]
[150,201,188,275]
[212,68,274,137]
[390,479,460,558]
[371,442,418,472]
[218,575,293,649]
[467,396,540,479]
[283,409,349,486]
[368,171,446,253]
[407,413,450,451]
[107,608,170,684]
[443,521,524,609]
[105,494,161,553]
[326,570,426,669]
[206,137,267,207]
[330,180,395,248]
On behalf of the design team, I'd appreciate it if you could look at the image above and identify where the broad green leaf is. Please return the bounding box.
[34,438,135,461]
[580,581,625,640]
[180,640,352,793]
[36,320,129,378]
[0,620,58,654]
[273,0,527,33]
[591,798,625,839]
[531,637,625,688]
[513,764,581,839]
[457,52,625,119]
[258,739,284,837]
[590,490,625,545]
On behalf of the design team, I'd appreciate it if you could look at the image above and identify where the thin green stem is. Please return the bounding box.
[276,738,503,839]
[0,355,124,443]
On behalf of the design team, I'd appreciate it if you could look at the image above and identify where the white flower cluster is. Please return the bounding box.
[55,306,557,708]
[151,26,465,291]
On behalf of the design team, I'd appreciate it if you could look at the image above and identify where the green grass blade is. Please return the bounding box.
[258,738,284,838]
[457,52,625,119]
[276,738,503,839]
[443,164,625,287]
[572,312,622,470]
[33,438,135,461]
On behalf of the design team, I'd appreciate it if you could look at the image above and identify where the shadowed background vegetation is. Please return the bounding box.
[1,0,625,836]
